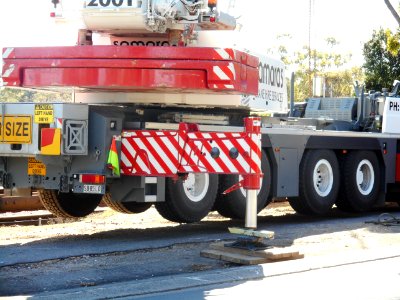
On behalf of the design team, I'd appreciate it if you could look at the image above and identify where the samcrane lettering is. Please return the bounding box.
[258,63,284,88]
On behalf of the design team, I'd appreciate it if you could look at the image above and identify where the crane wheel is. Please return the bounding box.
[214,149,272,219]
[336,151,380,212]
[38,189,102,218]
[289,149,339,215]
[155,173,218,223]
[102,193,152,214]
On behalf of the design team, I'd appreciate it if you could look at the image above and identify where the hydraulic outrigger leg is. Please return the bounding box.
[245,189,258,229]
[243,117,262,229]
[228,118,275,250]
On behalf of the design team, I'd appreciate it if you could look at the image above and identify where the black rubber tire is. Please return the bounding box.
[155,174,218,223]
[288,195,310,215]
[387,192,400,207]
[102,193,152,214]
[288,150,340,215]
[214,149,272,219]
[38,189,102,218]
[336,151,381,212]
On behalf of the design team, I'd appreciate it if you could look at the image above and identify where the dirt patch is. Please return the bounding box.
[1,202,399,255]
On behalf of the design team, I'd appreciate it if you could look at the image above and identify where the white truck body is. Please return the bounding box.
[382,97,400,134]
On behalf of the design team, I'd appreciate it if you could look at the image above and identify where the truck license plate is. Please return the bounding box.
[83,184,102,194]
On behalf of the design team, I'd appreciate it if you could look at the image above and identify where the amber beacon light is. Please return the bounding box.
[208,0,218,9]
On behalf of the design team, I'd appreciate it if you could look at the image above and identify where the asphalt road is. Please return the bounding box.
[132,255,400,300]
[25,247,400,300]
[0,206,399,298]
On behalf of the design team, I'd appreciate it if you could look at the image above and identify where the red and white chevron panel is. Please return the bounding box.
[181,132,260,174]
[1,48,16,86]
[214,48,235,60]
[211,63,236,90]
[120,125,261,177]
[211,48,236,89]
[121,130,181,176]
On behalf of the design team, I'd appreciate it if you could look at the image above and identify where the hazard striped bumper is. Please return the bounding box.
[120,118,262,185]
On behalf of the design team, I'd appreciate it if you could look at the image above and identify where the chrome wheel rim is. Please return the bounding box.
[313,159,334,197]
[183,173,210,202]
[356,159,374,196]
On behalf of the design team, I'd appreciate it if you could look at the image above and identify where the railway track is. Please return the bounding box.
[0,208,108,226]
[0,213,55,226]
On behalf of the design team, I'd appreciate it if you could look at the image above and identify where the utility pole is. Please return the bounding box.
[308,0,313,97]
[228,0,236,13]
[384,0,400,26]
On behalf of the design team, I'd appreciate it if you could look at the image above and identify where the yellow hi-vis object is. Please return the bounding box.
[107,136,120,176]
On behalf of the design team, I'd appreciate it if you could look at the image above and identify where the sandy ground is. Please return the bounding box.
[1,202,399,256]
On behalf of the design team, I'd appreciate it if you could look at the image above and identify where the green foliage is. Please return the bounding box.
[275,36,362,101]
[363,28,400,91]
[386,29,400,55]
[0,88,72,103]
[324,67,364,97]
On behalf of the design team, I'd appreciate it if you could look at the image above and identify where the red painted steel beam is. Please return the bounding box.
[2,46,259,94]
[2,46,258,66]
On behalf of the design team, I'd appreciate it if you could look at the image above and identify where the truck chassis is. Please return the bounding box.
[1,45,400,223]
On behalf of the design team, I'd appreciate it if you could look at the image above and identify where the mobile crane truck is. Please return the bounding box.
[0,0,399,228]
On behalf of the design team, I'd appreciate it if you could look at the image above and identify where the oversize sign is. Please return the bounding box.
[0,115,32,144]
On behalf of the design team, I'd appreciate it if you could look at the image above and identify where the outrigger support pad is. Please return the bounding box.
[227,227,275,251]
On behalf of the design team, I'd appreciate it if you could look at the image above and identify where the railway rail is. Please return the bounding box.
[0,213,55,226]
[0,208,108,226]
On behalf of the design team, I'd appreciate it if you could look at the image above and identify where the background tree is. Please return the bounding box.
[363,28,400,91]
[274,36,362,101]
[383,0,400,56]
[324,67,364,97]
[0,87,72,103]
